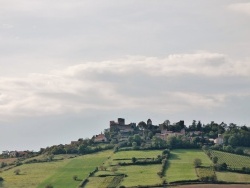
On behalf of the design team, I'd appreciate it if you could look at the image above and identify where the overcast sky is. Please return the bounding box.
[0,0,250,152]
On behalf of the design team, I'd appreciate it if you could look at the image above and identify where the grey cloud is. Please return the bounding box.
[0,52,249,121]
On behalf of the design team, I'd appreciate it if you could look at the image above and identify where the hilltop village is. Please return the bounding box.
[1,118,250,188]
[2,118,249,158]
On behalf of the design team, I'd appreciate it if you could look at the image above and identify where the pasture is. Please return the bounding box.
[113,150,162,159]
[166,149,212,183]
[0,150,112,188]
[86,149,164,187]
[216,171,250,183]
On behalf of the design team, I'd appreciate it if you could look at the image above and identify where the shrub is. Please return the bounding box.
[73,175,78,181]
[131,157,137,163]
[45,184,53,188]
[235,148,244,155]
[212,156,218,164]
[14,169,21,175]
[193,158,202,167]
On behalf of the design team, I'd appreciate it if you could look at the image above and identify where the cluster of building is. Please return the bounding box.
[1,150,31,158]
[1,118,224,157]
[93,118,224,145]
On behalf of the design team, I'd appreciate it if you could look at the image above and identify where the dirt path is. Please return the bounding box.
[170,184,250,188]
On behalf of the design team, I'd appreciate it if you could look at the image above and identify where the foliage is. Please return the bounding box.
[157,158,167,178]
[0,162,7,168]
[45,184,53,188]
[131,157,137,163]
[193,158,202,167]
[73,175,78,181]
[212,156,218,164]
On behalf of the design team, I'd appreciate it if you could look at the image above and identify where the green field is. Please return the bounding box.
[216,171,250,183]
[113,150,162,159]
[210,150,250,170]
[166,149,212,183]
[86,149,164,187]
[119,165,162,187]
[1,150,112,188]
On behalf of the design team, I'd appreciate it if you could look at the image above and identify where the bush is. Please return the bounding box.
[73,175,78,181]
[0,177,4,181]
[14,169,21,175]
[214,163,227,171]
[193,158,202,167]
[162,149,170,155]
[235,148,244,155]
[45,184,53,188]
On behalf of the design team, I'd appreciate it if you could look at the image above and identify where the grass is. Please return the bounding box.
[112,149,164,187]
[1,160,69,188]
[113,150,162,159]
[85,177,105,188]
[86,149,164,187]
[38,150,112,188]
[216,171,250,183]
[166,149,212,183]
[0,150,112,188]
[210,150,250,170]
[119,165,163,187]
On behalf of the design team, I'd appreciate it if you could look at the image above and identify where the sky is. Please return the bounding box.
[0,0,250,152]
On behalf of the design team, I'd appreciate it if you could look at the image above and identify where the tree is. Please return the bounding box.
[133,134,142,145]
[0,162,7,168]
[14,169,21,175]
[193,158,202,167]
[132,157,137,163]
[47,154,54,162]
[224,145,234,153]
[228,135,238,147]
[235,148,244,155]
[202,145,209,151]
[197,121,202,131]
[138,121,147,130]
[152,136,166,149]
[132,142,138,150]
[212,156,218,164]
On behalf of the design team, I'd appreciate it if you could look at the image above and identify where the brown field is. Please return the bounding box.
[0,158,17,164]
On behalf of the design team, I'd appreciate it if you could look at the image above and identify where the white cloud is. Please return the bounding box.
[228,2,250,16]
[0,52,249,121]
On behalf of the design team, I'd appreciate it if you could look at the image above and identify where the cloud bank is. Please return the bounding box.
[1,52,249,121]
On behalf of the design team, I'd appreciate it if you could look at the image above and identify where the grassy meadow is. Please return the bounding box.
[216,171,250,183]
[2,148,250,188]
[0,150,112,188]
[166,149,212,183]
[86,149,164,187]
